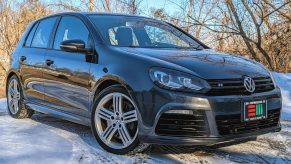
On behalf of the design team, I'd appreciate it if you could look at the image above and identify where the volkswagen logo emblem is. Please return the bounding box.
[243,76,255,93]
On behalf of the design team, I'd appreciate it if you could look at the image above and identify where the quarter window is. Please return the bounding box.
[31,17,57,48]
[53,16,90,49]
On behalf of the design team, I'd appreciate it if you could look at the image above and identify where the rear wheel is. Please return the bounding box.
[6,75,33,119]
[91,85,149,154]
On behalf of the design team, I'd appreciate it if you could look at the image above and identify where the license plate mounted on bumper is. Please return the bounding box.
[243,100,267,122]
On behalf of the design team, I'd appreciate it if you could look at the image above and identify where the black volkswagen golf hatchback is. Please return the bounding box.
[6,12,282,154]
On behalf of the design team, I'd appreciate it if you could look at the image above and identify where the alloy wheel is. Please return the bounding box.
[94,93,138,149]
[7,79,21,114]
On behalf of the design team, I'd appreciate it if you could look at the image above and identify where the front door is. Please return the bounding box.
[42,16,93,117]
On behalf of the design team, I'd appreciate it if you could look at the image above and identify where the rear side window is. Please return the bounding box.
[53,16,90,49]
[31,17,57,48]
[24,23,38,47]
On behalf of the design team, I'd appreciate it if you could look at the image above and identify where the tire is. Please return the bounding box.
[91,85,149,154]
[6,75,33,119]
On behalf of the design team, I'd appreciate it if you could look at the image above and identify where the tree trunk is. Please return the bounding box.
[89,0,94,12]
[226,0,261,62]
[187,0,194,33]
[256,44,274,70]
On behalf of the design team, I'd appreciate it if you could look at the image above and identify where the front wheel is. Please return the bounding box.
[91,85,148,154]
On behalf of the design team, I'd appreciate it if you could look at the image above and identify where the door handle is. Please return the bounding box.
[20,56,26,62]
[45,59,54,66]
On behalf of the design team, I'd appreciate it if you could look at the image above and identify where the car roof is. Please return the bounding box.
[35,12,151,22]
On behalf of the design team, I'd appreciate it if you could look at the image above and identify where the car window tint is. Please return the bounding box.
[25,23,38,47]
[108,26,139,46]
[53,16,90,49]
[31,17,57,48]
[89,15,202,49]
[144,25,189,47]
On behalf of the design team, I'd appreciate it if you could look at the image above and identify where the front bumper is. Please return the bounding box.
[139,126,281,145]
[132,87,282,145]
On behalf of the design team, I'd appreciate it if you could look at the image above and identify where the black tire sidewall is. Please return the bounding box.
[91,85,140,154]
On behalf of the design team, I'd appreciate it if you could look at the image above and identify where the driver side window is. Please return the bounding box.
[53,16,91,50]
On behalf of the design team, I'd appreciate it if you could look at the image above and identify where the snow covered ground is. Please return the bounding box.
[273,72,291,120]
[0,72,290,164]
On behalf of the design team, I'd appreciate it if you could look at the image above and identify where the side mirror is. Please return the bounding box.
[60,40,92,54]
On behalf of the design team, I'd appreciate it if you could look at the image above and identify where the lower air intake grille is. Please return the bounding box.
[216,109,280,135]
[155,110,208,137]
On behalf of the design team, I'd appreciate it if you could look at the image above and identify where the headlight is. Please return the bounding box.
[149,67,210,93]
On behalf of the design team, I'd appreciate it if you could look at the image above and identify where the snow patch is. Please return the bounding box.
[272,72,291,120]
[0,98,6,113]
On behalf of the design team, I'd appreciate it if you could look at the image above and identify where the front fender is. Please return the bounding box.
[5,69,21,86]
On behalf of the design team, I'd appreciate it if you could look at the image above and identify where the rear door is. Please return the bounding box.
[20,17,58,104]
[42,16,93,117]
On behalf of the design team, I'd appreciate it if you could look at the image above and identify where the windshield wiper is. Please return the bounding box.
[174,46,202,50]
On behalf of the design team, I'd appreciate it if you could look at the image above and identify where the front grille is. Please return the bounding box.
[207,76,274,96]
[215,109,280,135]
[155,111,208,137]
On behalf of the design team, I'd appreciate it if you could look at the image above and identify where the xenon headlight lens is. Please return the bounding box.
[149,68,210,92]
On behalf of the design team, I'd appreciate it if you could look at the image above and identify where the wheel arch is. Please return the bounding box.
[92,75,135,101]
[5,69,21,87]
[5,70,24,97]
[92,75,138,104]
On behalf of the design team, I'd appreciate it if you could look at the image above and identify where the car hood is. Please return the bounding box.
[123,48,269,79]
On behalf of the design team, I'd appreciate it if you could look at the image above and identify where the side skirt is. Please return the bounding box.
[26,102,91,127]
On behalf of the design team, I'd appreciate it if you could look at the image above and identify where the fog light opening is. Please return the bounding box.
[165,109,194,115]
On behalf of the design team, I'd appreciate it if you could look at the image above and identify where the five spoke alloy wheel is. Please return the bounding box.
[94,92,139,150]
[7,78,21,115]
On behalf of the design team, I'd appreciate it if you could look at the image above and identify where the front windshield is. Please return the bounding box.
[89,15,203,49]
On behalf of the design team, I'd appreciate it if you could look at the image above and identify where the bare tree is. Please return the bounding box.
[118,0,143,15]
[89,0,94,11]
[101,0,111,12]
[0,0,52,97]
[225,0,290,70]
[170,0,290,71]
[186,0,194,33]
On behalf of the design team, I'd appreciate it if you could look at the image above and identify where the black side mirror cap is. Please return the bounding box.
[60,40,93,54]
